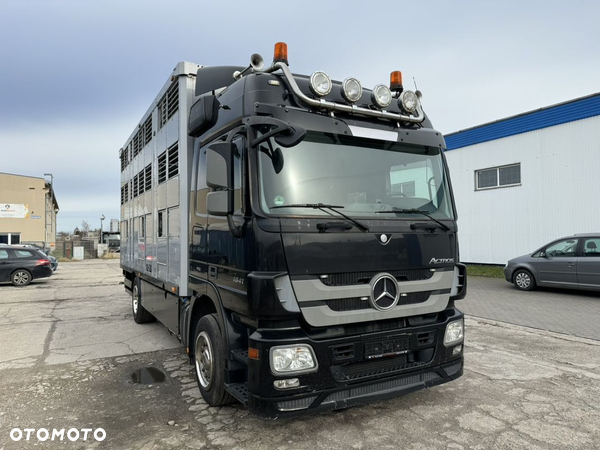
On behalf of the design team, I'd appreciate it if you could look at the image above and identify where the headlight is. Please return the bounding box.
[399,90,418,113]
[443,319,464,347]
[270,345,318,374]
[309,71,332,97]
[342,77,362,103]
[371,84,392,108]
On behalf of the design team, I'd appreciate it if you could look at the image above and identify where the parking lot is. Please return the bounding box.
[462,274,600,341]
[1,260,599,449]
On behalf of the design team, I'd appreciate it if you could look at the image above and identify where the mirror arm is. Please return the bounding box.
[227,214,245,238]
[250,124,291,148]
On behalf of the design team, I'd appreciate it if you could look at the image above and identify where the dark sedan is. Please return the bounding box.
[504,234,600,292]
[0,245,53,286]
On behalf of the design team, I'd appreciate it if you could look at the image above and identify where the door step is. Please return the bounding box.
[230,349,249,365]
[226,382,249,405]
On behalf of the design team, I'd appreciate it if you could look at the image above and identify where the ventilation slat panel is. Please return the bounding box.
[158,151,167,183]
[168,144,179,179]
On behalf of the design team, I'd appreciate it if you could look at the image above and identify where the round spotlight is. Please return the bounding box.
[342,78,362,103]
[309,71,332,97]
[399,90,419,113]
[371,84,392,108]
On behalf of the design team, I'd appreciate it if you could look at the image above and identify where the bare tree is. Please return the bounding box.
[80,220,90,237]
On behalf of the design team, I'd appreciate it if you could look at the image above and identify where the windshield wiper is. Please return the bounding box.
[271,203,369,232]
[376,208,450,231]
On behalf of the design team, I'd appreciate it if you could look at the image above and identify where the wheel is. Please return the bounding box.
[11,270,32,287]
[193,314,234,406]
[513,269,536,291]
[132,281,155,324]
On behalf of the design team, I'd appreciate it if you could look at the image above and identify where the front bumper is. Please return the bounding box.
[504,266,513,282]
[249,358,462,418]
[246,307,464,418]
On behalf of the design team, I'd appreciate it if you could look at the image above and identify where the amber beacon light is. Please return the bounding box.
[390,71,404,93]
[273,42,289,65]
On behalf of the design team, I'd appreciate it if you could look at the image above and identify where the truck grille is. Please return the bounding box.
[325,292,431,311]
[319,269,434,287]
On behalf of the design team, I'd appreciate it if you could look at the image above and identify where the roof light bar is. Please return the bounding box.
[342,78,362,103]
[399,90,418,113]
[309,71,332,97]
[371,84,393,108]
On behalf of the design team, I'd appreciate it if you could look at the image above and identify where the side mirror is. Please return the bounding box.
[543,252,552,259]
[207,191,230,216]
[188,95,219,137]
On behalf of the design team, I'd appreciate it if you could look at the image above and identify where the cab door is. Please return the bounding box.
[536,238,579,287]
[577,237,600,289]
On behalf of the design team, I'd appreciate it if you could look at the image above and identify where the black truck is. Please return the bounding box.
[119,42,466,418]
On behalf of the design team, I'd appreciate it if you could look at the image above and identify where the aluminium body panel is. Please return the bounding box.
[120,61,202,296]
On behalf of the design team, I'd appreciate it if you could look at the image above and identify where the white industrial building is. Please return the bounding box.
[444,93,600,264]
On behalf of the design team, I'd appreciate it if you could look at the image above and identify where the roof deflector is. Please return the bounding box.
[195,66,245,96]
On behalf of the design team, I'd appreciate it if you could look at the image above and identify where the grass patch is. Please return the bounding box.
[466,264,505,279]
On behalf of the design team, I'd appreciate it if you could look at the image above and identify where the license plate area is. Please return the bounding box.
[364,335,411,360]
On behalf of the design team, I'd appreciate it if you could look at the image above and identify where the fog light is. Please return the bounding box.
[273,378,300,389]
[342,77,362,103]
[371,84,392,108]
[452,345,463,356]
[309,71,332,97]
[270,345,317,374]
[444,319,464,347]
[399,90,418,113]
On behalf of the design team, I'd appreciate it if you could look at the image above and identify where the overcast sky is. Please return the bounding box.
[1,0,599,232]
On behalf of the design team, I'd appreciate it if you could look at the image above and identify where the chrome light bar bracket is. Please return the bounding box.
[267,62,425,125]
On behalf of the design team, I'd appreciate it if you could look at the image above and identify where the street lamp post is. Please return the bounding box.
[100,215,105,244]
[43,173,54,250]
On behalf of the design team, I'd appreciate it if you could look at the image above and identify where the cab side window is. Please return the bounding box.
[544,239,579,258]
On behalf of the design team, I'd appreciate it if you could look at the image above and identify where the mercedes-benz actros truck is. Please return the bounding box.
[119,42,467,418]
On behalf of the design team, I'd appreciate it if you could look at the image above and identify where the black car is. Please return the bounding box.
[0,245,53,286]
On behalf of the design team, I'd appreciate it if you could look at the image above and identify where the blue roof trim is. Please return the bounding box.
[444,93,600,150]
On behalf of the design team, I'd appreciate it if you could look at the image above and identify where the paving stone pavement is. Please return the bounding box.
[1,260,599,449]
[460,276,600,341]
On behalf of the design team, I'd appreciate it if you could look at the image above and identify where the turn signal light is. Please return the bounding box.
[390,71,403,92]
[248,347,260,360]
[273,42,288,65]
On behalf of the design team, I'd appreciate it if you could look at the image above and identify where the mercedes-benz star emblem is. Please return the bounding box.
[369,273,400,311]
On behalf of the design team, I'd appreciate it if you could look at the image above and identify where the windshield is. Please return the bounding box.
[257,131,455,220]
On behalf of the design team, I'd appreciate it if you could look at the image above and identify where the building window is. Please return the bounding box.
[0,233,20,244]
[476,163,521,190]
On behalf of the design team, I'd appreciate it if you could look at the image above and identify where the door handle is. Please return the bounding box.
[567,263,576,267]
[209,266,217,279]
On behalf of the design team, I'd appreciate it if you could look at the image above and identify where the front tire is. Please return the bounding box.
[11,269,32,287]
[132,281,155,323]
[513,269,536,291]
[193,314,234,406]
